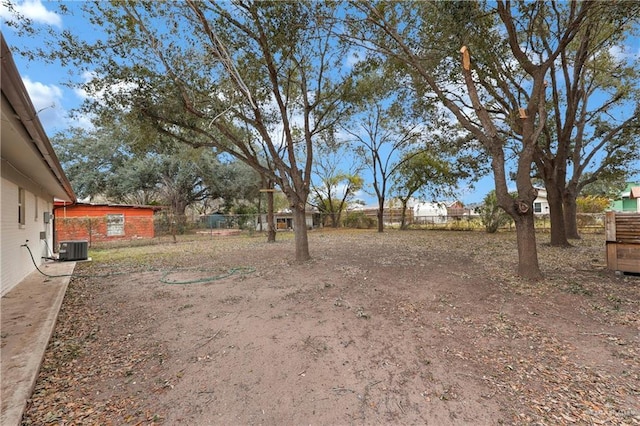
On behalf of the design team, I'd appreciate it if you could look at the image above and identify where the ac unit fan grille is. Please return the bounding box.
[59,241,88,261]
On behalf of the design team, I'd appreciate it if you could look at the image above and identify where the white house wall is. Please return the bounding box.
[1,168,55,296]
[532,197,550,215]
[413,202,448,224]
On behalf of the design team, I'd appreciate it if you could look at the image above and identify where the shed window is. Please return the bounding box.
[18,187,25,226]
[106,214,125,236]
[533,202,542,213]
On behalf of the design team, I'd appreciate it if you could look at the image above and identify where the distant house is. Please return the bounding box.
[54,202,162,246]
[1,35,76,295]
[413,202,447,224]
[611,182,640,213]
[349,201,412,226]
[632,187,640,207]
[255,209,321,231]
[532,187,550,215]
[446,201,472,218]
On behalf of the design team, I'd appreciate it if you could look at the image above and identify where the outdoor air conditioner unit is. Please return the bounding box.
[59,241,88,261]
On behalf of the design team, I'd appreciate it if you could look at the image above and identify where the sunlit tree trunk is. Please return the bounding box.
[545,184,571,247]
[292,206,310,261]
[563,186,581,240]
[513,213,542,279]
[266,189,276,243]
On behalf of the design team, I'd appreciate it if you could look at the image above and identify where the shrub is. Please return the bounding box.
[576,196,610,213]
[477,190,513,233]
[343,211,376,229]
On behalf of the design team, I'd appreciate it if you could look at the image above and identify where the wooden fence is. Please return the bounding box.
[605,211,640,273]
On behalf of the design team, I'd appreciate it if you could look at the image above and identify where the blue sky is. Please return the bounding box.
[1,1,638,206]
[1,1,90,131]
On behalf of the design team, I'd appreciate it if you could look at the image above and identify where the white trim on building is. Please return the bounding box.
[1,34,75,295]
[532,187,550,216]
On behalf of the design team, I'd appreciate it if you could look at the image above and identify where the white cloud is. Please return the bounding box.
[23,76,68,131]
[24,77,63,107]
[75,70,138,105]
[72,71,95,101]
[344,49,365,69]
[609,43,640,63]
[0,0,62,28]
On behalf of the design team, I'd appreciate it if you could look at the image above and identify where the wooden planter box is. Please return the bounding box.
[605,212,640,273]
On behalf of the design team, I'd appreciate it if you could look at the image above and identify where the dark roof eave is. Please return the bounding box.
[54,201,164,211]
[1,33,76,202]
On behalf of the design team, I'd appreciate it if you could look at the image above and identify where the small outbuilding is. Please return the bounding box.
[53,202,162,246]
[611,182,640,213]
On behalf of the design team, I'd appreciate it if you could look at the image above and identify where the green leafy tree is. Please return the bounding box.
[208,159,261,213]
[312,173,364,228]
[344,68,424,233]
[533,3,640,243]
[392,151,459,230]
[30,1,355,262]
[391,123,480,230]
[580,173,629,199]
[52,127,129,201]
[311,136,364,228]
[349,1,603,279]
[478,190,513,234]
[53,125,257,217]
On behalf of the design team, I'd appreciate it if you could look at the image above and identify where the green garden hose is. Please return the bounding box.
[159,266,256,284]
[21,244,255,284]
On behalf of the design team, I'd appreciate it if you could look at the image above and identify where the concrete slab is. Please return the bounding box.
[1,260,76,426]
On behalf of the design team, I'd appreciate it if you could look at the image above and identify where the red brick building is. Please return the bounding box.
[53,202,161,246]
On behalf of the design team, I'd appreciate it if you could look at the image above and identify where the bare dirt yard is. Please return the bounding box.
[22,229,639,425]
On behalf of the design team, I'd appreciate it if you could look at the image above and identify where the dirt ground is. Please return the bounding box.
[22,229,639,425]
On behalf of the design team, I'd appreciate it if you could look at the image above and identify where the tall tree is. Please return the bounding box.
[52,127,129,201]
[345,101,421,233]
[580,173,629,199]
[534,4,640,241]
[33,1,354,262]
[392,149,465,230]
[53,125,248,215]
[311,135,364,227]
[349,1,600,279]
[154,150,218,217]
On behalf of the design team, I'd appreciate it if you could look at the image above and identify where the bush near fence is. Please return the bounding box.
[154,213,260,236]
[406,213,605,232]
[155,212,607,234]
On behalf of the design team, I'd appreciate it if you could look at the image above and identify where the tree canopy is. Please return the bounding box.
[32,1,362,261]
[7,0,639,277]
[348,1,630,279]
[52,124,260,216]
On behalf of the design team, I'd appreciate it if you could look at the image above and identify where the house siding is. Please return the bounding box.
[54,204,156,245]
[1,34,75,296]
[1,174,55,296]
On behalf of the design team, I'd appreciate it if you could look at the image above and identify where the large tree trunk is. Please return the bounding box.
[292,206,310,261]
[172,199,188,235]
[266,189,276,243]
[399,198,409,230]
[334,210,343,228]
[330,212,339,228]
[376,201,384,233]
[545,184,571,247]
[492,150,543,280]
[513,212,543,280]
[563,187,581,240]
